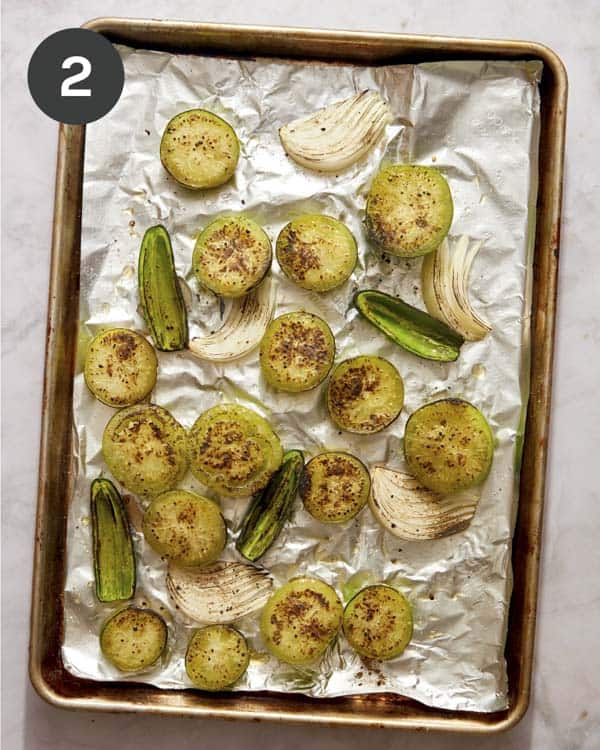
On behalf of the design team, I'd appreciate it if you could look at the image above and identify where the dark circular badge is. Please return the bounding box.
[28,28,124,124]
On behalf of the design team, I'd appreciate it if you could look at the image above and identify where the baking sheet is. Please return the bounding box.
[62,46,541,713]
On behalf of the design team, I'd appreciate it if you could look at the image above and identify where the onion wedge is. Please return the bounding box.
[188,279,276,362]
[166,561,274,624]
[279,90,392,173]
[421,235,492,342]
[369,466,479,540]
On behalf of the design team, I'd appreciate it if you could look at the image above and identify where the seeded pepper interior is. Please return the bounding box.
[86,94,495,688]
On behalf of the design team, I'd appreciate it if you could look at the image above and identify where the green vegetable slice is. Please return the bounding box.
[354,290,464,362]
[102,404,189,500]
[236,449,304,561]
[142,490,226,567]
[91,478,135,602]
[299,452,370,524]
[260,577,343,665]
[365,165,453,257]
[84,328,157,407]
[276,214,357,292]
[260,312,335,392]
[100,607,167,672]
[138,225,188,351]
[189,404,283,497]
[343,585,413,660]
[160,109,239,190]
[404,398,494,494]
[185,625,249,691]
[327,355,404,434]
[193,216,272,298]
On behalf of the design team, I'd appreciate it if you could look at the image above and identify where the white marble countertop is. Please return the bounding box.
[2,1,599,748]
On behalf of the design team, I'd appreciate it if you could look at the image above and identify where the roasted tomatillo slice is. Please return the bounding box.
[326,355,404,434]
[276,214,357,292]
[404,398,494,494]
[300,452,370,523]
[84,328,157,407]
[160,109,239,189]
[100,607,167,672]
[260,312,335,392]
[193,215,272,298]
[142,490,226,567]
[185,625,249,691]
[365,164,453,257]
[102,404,189,500]
[343,585,413,660]
[260,577,343,665]
[188,404,283,497]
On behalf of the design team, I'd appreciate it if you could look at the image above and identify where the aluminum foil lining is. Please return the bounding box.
[62,45,542,713]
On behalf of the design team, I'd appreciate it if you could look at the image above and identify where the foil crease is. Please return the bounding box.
[62,45,541,712]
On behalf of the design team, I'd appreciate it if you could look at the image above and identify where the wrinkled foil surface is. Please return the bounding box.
[63,45,541,712]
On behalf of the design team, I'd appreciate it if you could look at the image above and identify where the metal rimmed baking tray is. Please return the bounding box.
[29,17,567,733]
